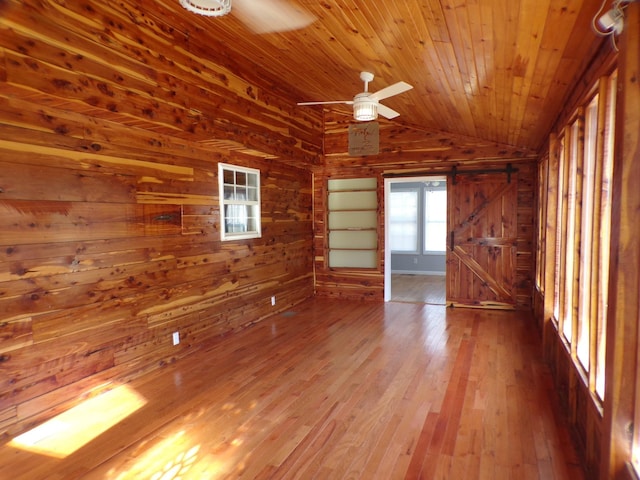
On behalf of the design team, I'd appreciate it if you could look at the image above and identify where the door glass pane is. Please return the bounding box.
[329,211,377,229]
[328,178,377,190]
[329,250,377,268]
[329,230,378,249]
[328,191,378,210]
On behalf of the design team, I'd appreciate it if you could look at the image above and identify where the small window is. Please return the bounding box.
[218,163,261,241]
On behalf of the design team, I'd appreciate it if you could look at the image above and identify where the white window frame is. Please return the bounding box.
[218,163,261,241]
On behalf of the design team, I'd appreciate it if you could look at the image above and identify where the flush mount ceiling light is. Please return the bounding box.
[180,0,231,16]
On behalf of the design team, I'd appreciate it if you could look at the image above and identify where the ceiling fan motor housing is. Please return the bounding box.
[179,0,231,16]
[353,92,378,121]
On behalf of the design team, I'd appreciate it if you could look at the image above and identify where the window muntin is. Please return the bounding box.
[219,163,261,241]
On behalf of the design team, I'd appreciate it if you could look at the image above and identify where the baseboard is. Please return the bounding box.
[391,270,446,276]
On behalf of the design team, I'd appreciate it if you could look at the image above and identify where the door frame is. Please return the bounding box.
[383,175,448,302]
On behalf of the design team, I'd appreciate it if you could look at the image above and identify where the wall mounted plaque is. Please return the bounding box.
[348,122,379,156]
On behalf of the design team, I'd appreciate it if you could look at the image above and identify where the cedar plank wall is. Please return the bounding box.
[314,111,538,309]
[0,0,320,437]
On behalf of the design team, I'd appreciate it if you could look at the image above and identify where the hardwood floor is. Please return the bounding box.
[391,274,447,305]
[0,298,584,479]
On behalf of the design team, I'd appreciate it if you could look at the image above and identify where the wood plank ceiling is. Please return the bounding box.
[147,0,607,152]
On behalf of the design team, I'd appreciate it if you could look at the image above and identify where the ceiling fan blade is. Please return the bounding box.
[378,103,401,119]
[233,0,316,34]
[371,81,413,101]
[297,100,354,106]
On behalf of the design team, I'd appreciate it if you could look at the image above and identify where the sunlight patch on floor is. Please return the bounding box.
[9,385,147,458]
[106,430,204,480]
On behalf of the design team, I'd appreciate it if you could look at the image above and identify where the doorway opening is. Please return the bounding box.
[384,176,447,304]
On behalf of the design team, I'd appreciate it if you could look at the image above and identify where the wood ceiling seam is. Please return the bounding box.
[434,1,477,136]
[508,0,551,146]
[410,5,456,126]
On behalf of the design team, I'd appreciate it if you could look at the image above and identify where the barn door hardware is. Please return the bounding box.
[383,163,518,184]
[450,163,517,185]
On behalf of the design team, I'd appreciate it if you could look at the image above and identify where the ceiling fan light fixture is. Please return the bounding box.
[353,93,378,121]
[179,0,231,17]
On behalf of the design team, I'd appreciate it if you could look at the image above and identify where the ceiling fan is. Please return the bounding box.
[179,0,316,34]
[297,71,414,121]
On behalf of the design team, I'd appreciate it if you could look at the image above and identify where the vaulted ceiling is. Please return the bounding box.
[152,0,607,152]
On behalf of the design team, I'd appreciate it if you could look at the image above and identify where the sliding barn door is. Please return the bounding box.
[447,172,518,309]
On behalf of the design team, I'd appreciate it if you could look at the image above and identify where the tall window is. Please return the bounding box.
[218,163,261,241]
[535,156,548,294]
[545,69,616,409]
[595,72,616,400]
[577,97,598,371]
[553,135,566,324]
[424,189,447,252]
[561,119,581,344]
[389,189,418,252]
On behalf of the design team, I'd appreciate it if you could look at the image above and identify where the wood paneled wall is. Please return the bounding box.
[0,0,320,438]
[540,307,604,479]
[314,112,537,308]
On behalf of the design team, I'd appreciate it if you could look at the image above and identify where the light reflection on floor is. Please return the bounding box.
[104,401,255,479]
[9,385,147,459]
[117,431,202,480]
